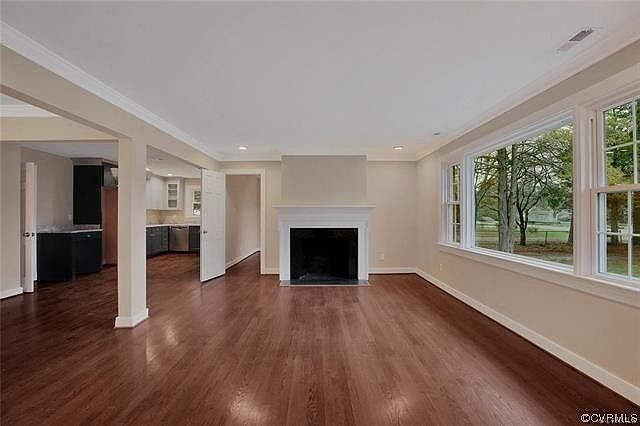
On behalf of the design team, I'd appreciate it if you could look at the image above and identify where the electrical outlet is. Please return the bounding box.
[439,263,443,272]
[378,252,385,261]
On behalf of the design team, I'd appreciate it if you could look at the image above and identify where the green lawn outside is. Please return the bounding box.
[474,223,639,278]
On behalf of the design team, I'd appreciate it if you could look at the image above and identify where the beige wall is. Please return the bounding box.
[1,143,22,294]
[367,162,417,269]
[0,143,3,294]
[21,147,73,227]
[220,160,418,271]
[281,155,367,203]
[0,116,113,141]
[416,42,640,391]
[416,152,640,390]
[226,175,260,263]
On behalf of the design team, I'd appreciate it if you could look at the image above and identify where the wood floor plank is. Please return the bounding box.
[1,253,637,425]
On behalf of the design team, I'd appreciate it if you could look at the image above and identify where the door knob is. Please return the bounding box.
[23,232,30,237]
[201,230,208,234]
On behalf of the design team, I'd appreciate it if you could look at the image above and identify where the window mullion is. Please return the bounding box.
[627,190,633,280]
[461,154,474,249]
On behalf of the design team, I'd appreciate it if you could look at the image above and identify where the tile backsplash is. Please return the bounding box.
[146,210,200,225]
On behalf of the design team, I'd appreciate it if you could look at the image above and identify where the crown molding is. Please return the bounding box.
[0,104,58,117]
[0,21,219,160]
[416,26,640,161]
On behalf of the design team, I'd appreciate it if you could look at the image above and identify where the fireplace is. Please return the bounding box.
[290,228,358,284]
[275,204,374,285]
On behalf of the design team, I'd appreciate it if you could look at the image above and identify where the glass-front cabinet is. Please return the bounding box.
[166,179,181,210]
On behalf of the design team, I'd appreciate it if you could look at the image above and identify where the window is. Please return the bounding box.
[192,190,201,217]
[473,122,574,265]
[597,96,640,281]
[438,84,640,297]
[184,184,201,218]
[444,164,461,244]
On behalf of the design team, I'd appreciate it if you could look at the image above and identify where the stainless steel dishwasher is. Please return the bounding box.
[169,225,190,252]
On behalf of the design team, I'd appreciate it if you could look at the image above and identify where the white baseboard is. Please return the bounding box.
[1,286,23,299]
[369,267,416,274]
[226,249,260,269]
[414,268,640,406]
[263,267,279,275]
[114,308,149,328]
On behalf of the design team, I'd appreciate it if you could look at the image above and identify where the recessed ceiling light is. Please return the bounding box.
[238,146,248,150]
[145,167,150,171]
[167,173,173,176]
[393,145,404,151]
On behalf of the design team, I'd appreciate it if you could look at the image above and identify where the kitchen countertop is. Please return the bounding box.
[37,225,103,234]
[146,223,200,228]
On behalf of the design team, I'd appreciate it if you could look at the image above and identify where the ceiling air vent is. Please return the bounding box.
[569,28,594,42]
[557,27,596,53]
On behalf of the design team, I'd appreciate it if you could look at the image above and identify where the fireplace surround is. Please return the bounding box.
[275,205,374,285]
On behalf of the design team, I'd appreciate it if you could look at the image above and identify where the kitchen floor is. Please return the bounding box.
[1,253,636,425]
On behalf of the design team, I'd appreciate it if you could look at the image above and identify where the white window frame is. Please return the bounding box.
[184,183,202,219]
[437,78,640,307]
[442,163,461,245]
[593,92,640,283]
[461,111,576,271]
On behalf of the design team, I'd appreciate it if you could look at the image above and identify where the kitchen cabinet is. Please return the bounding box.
[146,226,169,256]
[146,174,166,210]
[146,175,184,210]
[37,231,102,282]
[73,166,103,224]
[73,163,117,225]
[166,179,182,210]
[73,231,103,275]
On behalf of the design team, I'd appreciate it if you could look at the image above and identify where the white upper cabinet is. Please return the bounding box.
[146,174,183,210]
[165,179,182,210]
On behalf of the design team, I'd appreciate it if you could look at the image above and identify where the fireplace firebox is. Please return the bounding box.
[290,228,358,284]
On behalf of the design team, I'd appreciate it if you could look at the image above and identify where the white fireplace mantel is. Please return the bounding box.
[274,204,375,282]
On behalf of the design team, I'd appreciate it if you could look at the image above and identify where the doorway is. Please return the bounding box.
[222,169,266,274]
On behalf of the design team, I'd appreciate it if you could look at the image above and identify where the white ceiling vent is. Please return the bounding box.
[557,27,597,52]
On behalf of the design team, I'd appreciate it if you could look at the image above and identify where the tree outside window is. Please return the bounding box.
[598,97,639,280]
[445,164,461,244]
[192,190,201,217]
[473,123,574,265]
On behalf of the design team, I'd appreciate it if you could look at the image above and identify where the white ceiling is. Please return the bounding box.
[0,93,57,117]
[2,2,640,160]
[0,94,23,105]
[147,146,201,179]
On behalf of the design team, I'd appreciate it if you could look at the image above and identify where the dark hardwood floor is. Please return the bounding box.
[1,253,637,425]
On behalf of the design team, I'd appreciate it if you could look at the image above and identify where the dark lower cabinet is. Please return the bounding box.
[146,226,169,256]
[189,226,200,252]
[37,231,102,282]
[73,232,103,275]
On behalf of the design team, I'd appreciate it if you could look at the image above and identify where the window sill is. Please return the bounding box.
[437,243,640,308]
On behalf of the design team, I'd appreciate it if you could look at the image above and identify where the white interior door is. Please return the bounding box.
[200,169,225,282]
[23,162,37,292]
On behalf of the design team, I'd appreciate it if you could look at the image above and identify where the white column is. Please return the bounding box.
[115,138,148,327]
[1,143,24,299]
